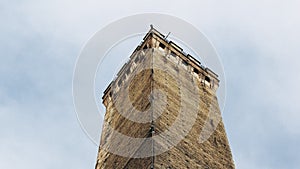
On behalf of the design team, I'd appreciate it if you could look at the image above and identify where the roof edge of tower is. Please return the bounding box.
[143,25,219,79]
[143,25,219,81]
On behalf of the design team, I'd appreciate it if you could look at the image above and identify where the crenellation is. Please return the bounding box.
[103,29,220,103]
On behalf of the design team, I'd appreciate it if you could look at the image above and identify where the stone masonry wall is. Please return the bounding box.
[96,33,234,169]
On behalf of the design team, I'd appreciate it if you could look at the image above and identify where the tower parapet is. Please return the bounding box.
[103,27,219,107]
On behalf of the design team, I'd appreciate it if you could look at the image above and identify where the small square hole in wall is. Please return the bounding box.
[193,68,199,74]
[205,76,210,83]
[159,43,165,49]
[170,51,176,57]
[182,60,188,66]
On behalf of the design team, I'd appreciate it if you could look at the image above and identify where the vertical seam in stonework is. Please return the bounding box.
[121,48,156,169]
[150,48,155,169]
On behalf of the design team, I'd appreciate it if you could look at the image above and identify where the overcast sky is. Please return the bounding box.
[1,0,300,169]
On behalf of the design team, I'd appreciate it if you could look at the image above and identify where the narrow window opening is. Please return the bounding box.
[126,68,130,75]
[210,119,214,127]
[117,80,122,87]
[134,56,139,63]
[213,137,218,146]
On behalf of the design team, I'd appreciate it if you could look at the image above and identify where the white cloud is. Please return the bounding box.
[1,0,300,168]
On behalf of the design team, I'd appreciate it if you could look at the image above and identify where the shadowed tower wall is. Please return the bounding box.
[95,28,235,169]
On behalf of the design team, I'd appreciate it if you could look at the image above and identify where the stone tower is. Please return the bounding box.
[95,27,235,169]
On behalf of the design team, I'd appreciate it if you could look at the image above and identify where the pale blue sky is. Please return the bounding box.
[1,0,300,169]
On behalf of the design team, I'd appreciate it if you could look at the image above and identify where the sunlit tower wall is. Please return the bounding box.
[95,27,235,169]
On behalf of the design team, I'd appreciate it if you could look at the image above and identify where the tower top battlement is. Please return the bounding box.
[103,26,220,104]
